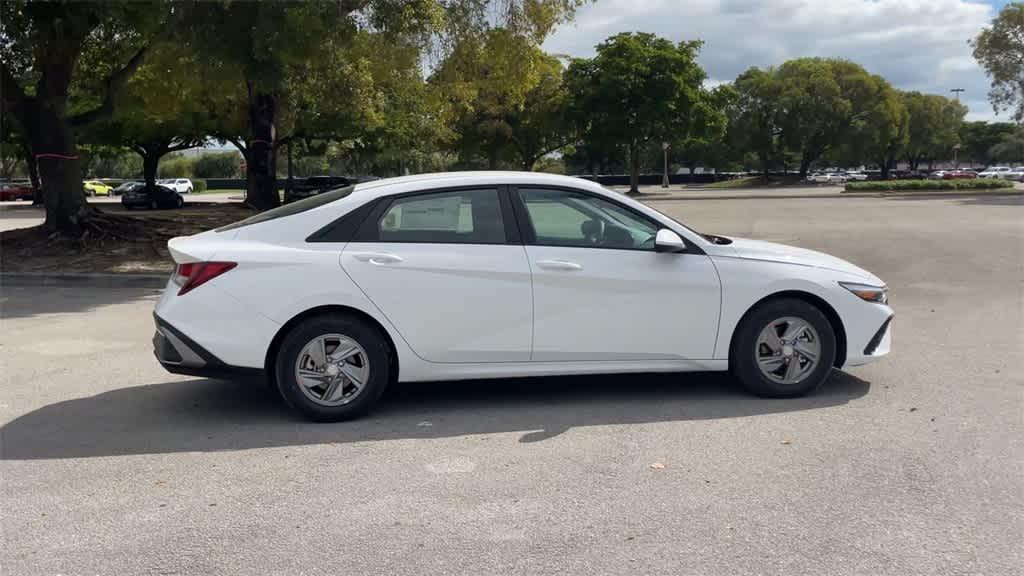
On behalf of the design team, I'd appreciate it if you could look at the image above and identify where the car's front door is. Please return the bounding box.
[514,186,721,362]
[341,187,533,363]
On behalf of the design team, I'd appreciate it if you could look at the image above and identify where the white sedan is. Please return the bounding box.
[158,178,194,194]
[153,172,892,421]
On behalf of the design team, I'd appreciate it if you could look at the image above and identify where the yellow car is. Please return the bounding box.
[83,180,112,197]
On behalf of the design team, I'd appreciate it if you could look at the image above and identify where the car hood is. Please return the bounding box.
[719,237,880,282]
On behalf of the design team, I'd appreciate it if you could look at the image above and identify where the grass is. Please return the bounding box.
[844,179,1016,192]
[700,175,806,189]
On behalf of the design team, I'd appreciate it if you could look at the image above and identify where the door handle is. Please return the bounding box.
[349,252,404,265]
[536,259,583,271]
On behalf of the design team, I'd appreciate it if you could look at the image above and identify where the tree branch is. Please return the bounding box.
[68,42,153,128]
[1,61,29,128]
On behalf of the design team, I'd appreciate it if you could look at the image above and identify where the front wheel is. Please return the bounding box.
[275,314,391,421]
[730,298,836,397]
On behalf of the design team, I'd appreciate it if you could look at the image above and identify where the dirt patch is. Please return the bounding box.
[1,204,256,275]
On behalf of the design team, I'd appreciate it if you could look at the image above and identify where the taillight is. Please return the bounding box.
[173,261,237,295]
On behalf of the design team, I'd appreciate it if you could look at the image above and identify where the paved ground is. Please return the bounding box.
[1,194,1022,575]
[0,192,241,232]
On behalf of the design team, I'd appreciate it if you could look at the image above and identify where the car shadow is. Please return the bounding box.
[0,286,162,320]
[1,371,870,460]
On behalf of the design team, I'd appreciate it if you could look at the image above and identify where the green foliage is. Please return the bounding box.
[901,92,967,168]
[192,179,208,193]
[845,179,1014,191]
[971,3,1024,122]
[193,152,241,179]
[565,32,719,190]
[959,121,1017,165]
[78,145,141,179]
[158,155,193,178]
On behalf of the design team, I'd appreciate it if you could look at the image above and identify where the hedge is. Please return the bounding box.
[192,178,207,193]
[845,179,1016,192]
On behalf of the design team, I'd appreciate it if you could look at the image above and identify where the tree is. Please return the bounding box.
[186,0,581,209]
[902,92,966,169]
[1,1,170,236]
[432,29,570,170]
[987,127,1024,163]
[565,32,713,194]
[854,82,907,178]
[971,3,1024,122]
[959,121,1017,166]
[728,67,784,178]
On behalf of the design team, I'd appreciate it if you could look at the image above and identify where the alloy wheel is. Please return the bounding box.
[754,316,821,384]
[294,333,370,406]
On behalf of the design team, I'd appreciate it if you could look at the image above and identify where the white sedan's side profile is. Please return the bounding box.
[153,172,892,421]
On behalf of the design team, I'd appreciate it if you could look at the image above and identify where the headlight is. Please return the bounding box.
[839,282,888,304]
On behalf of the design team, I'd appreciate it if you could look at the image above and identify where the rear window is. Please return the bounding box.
[216,185,355,232]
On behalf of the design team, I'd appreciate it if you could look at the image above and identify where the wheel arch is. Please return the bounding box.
[264,304,400,385]
[730,290,847,368]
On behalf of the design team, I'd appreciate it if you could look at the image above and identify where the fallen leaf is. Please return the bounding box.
[649,462,666,469]
[909,407,918,412]
[780,440,792,445]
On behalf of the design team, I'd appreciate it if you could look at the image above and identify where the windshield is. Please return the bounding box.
[216,185,355,232]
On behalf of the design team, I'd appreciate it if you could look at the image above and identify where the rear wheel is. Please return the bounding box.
[730,298,836,397]
[275,314,391,421]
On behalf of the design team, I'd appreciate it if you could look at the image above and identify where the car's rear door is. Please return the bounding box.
[512,186,720,362]
[341,186,533,363]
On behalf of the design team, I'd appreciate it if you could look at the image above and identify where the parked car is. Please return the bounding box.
[1005,167,1024,181]
[928,171,947,180]
[0,181,35,201]
[153,172,893,421]
[158,178,194,194]
[121,183,184,209]
[844,171,869,181]
[113,181,142,196]
[942,170,976,180]
[83,180,112,196]
[807,172,846,184]
[977,166,1012,178]
[284,175,352,203]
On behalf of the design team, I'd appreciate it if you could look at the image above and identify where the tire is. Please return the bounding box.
[176,196,184,209]
[275,313,391,422]
[730,298,836,398]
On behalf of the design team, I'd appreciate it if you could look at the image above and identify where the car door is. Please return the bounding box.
[513,186,721,362]
[341,186,533,363]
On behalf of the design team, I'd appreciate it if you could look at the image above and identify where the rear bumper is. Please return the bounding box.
[153,314,264,381]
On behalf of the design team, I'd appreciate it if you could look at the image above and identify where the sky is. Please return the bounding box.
[543,0,1012,122]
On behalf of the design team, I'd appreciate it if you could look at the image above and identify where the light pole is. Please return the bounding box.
[950,88,965,102]
[661,142,669,188]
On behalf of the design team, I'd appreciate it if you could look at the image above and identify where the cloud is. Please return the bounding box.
[545,0,1005,121]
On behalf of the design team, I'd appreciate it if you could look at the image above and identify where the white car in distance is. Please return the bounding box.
[977,166,1012,178]
[153,172,893,421]
[159,178,194,194]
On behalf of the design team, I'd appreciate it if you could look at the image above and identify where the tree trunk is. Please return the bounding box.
[628,144,640,195]
[879,156,890,180]
[30,104,89,235]
[142,150,162,190]
[285,140,294,197]
[487,146,499,170]
[246,91,280,210]
[21,141,42,204]
[760,152,771,182]
[798,154,812,180]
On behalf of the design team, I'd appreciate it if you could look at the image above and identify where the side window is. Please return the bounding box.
[372,188,506,244]
[518,188,658,250]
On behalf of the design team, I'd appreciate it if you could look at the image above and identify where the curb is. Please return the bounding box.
[641,189,1024,202]
[1,272,169,289]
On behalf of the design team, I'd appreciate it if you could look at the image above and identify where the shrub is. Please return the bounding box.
[192,179,207,193]
[158,155,194,178]
[193,152,241,178]
[845,179,1015,192]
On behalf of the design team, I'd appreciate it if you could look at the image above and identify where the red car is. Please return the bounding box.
[942,170,976,180]
[0,181,35,201]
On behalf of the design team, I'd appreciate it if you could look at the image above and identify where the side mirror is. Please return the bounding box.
[654,228,686,253]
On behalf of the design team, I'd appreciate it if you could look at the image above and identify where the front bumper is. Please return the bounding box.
[844,313,893,367]
[153,314,263,381]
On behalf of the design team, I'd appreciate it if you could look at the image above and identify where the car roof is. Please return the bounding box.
[350,171,606,199]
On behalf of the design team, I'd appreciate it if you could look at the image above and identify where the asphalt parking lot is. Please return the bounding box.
[1,194,1021,575]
